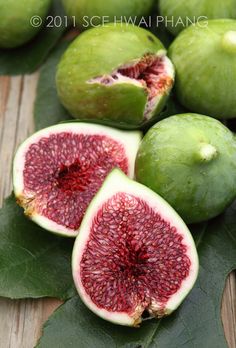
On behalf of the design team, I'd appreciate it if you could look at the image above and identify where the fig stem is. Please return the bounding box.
[222,31,236,53]
[198,144,218,162]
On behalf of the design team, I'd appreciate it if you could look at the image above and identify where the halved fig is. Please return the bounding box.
[56,23,175,128]
[13,123,142,237]
[72,169,199,326]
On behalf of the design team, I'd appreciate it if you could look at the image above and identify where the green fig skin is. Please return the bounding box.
[159,0,236,36]
[56,23,173,127]
[0,0,51,49]
[169,19,236,119]
[62,0,154,30]
[135,114,236,224]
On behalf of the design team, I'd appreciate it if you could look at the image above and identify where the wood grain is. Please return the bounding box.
[0,74,235,348]
[0,74,62,348]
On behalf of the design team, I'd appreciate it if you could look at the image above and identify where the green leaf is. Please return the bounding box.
[0,0,67,76]
[34,41,71,131]
[37,203,236,347]
[0,195,75,300]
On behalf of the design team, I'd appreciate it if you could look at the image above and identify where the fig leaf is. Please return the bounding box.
[37,203,236,347]
[0,195,75,300]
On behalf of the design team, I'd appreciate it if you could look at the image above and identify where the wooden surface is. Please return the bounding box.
[0,74,235,348]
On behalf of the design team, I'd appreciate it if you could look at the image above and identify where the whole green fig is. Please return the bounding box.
[0,0,51,49]
[159,0,236,36]
[135,113,236,224]
[62,0,154,30]
[169,19,236,119]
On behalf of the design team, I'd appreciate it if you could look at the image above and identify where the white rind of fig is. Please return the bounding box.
[13,123,142,237]
[72,169,199,326]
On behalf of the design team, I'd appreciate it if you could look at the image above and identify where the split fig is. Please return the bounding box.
[56,23,175,128]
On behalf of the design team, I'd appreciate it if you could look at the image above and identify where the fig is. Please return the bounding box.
[0,0,51,49]
[72,169,199,326]
[56,23,175,128]
[159,0,236,36]
[62,0,154,30]
[13,123,141,237]
[169,19,236,119]
[135,114,236,224]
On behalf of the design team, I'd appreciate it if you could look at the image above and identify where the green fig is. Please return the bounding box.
[0,0,51,49]
[135,113,236,224]
[169,19,236,119]
[62,0,154,30]
[56,23,175,127]
[159,0,236,36]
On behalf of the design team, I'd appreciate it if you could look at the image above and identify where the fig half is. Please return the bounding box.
[72,169,199,326]
[13,123,141,237]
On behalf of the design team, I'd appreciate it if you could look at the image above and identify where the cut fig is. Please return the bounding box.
[13,123,142,237]
[72,169,199,326]
[56,23,175,127]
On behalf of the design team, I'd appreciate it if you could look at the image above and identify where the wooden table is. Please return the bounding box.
[0,74,235,348]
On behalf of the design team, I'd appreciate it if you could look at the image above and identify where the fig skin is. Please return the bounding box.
[0,0,51,49]
[169,19,236,119]
[135,113,236,224]
[62,0,154,30]
[159,0,236,36]
[56,23,173,127]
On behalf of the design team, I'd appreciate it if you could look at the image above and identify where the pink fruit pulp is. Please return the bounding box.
[118,55,171,97]
[22,133,128,230]
[90,54,174,120]
[79,192,191,315]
